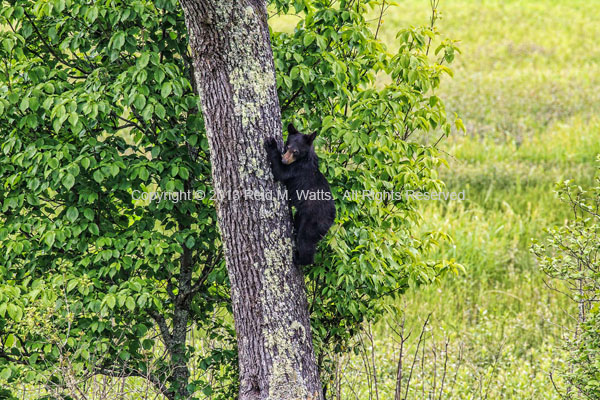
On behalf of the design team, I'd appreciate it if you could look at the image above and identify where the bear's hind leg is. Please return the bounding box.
[294,213,321,265]
[295,232,317,266]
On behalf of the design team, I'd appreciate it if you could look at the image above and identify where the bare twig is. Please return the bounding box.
[404,313,431,400]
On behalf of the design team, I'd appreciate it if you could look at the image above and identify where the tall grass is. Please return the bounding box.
[334,1,600,399]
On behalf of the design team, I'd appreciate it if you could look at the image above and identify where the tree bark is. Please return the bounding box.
[179,1,323,399]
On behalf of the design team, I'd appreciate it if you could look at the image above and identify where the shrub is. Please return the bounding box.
[532,159,600,399]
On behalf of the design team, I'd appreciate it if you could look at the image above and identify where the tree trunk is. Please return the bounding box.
[179,1,323,399]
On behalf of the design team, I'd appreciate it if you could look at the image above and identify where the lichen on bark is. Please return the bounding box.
[226,6,273,128]
[261,231,308,398]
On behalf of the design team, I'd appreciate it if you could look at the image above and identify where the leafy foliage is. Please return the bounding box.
[0,1,235,398]
[532,164,600,399]
[0,0,458,397]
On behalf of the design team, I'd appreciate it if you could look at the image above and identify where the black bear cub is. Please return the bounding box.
[265,123,336,266]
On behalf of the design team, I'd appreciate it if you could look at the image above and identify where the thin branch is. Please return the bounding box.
[374,0,387,40]
[404,313,431,400]
[24,12,90,75]
[150,311,173,350]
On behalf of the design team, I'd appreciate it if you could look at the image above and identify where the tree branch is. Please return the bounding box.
[150,311,173,350]
[24,12,90,75]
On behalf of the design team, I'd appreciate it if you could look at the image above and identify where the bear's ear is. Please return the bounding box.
[306,131,318,144]
[287,123,300,136]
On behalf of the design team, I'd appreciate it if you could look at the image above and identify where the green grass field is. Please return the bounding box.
[333,1,600,398]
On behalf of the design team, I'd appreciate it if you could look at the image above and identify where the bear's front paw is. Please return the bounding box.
[264,137,279,152]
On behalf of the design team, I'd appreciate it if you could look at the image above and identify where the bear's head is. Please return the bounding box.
[282,123,317,165]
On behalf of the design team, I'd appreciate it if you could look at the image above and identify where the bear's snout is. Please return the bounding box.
[282,150,296,165]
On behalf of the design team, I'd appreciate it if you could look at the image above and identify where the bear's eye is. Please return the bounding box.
[293,150,299,156]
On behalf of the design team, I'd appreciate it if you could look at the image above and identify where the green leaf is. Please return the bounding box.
[105,295,116,309]
[93,170,103,184]
[4,334,15,348]
[322,116,334,131]
[66,206,79,223]
[125,297,135,312]
[179,167,189,180]
[137,53,150,69]
[86,6,98,23]
[141,103,154,120]
[185,236,195,249]
[112,31,126,50]
[83,208,94,221]
[161,82,172,98]
[110,164,119,177]
[139,166,149,181]
[0,368,11,380]
[68,112,79,127]
[63,173,75,190]
[137,69,148,84]
[89,223,99,235]
[53,118,63,132]
[155,103,166,119]
[45,232,56,247]
[303,32,316,47]
[19,97,29,112]
[134,94,146,110]
[154,69,165,83]
[67,279,79,293]
[7,304,22,321]
[125,241,136,253]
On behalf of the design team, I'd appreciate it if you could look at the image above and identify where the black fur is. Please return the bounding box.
[265,123,336,265]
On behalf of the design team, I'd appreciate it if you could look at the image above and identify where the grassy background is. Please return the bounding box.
[334,0,600,398]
